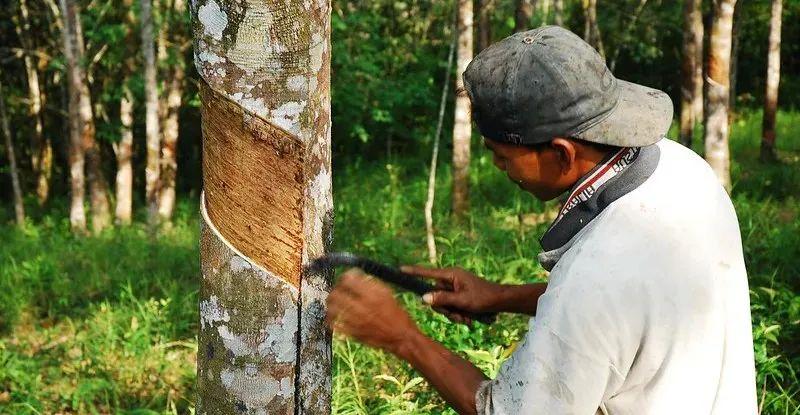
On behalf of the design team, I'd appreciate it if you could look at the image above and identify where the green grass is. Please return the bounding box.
[1,109,799,414]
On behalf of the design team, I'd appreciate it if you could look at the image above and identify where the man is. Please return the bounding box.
[326,26,757,414]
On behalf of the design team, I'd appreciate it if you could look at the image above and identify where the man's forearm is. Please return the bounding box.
[393,329,487,415]
[490,282,547,316]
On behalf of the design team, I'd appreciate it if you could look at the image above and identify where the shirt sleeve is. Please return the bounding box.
[475,319,623,415]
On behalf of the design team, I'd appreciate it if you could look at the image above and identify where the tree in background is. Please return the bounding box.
[554,0,564,26]
[193,0,333,411]
[704,0,738,192]
[0,76,25,225]
[583,0,605,59]
[141,0,161,224]
[113,0,138,225]
[13,0,52,206]
[453,0,473,218]
[476,0,493,52]
[515,0,534,32]
[761,0,782,162]
[680,0,703,147]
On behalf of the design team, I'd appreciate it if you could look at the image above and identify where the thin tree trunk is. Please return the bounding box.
[476,0,493,52]
[69,0,111,234]
[59,0,87,232]
[0,78,25,225]
[142,0,161,224]
[728,1,742,118]
[608,0,647,72]
[453,0,473,219]
[15,0,52,206]
[761,0,782,162]
[582,0,605,59]
[427,33,456,265]
[704,0,737,192]
[115,84,134,225]
[515,0,533,33]
[554,0,563,26]
[193,0,332,412]
[680,0,703,147]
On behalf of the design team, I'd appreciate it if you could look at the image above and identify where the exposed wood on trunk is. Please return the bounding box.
[680,0,704,147]
[115,84,134,225]
[0,78,26,226]
[452,0,473,219]
[15,0,52,206]
[703,0,737,192]
[761,0,782,162]
[515,0,533,33]
[142,0,161,224]
[582,0,605,59]
[193,0,332,412]
[476,0,493,52]
[59,0,86,232]
[426,33,456,265]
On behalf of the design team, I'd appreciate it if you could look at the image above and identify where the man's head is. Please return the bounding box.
[463,26,673,199]
[483,136,616,200]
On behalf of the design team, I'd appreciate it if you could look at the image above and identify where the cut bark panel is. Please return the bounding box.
[201,81,305,287]
[199,199,299,413]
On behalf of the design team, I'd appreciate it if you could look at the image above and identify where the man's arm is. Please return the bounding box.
[401,265,547,321]
[326,270,487,414]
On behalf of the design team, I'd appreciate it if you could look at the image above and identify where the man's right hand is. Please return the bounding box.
[400,265,505,325]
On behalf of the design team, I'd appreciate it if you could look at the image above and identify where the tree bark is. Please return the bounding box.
[704,0,737,192]
[554,0,563,26]
[761,0,782,162]
[59,0,87,232]
[728,1,742,117]
[15,0,53,206]
[0,78,25,226]
[476,0,493,52]
[680,0,703,147]
[70,0,112,234]
[193,0,332,412]
[115,84,134,225]
[142,0,161,224]
[515,0,533,33]
[452,0,473,219]
[582,0,605,59]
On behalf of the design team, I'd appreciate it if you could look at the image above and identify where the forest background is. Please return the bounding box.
[0,0,799,413]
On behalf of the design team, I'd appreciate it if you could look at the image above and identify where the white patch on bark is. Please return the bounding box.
[197,50,224,65]
[227,4,272,74]
[217,325,254,357]
[200,295,230,329]
[308,168,332,239]
[308,32,325,93]
[229,255,252,273]
[237,96,270,118]
[259,307,298,362]
[280,376,294,397]
[219,367,284,409]
[198,0,227,41]
[287,75,308,93]
[270,101,306,134]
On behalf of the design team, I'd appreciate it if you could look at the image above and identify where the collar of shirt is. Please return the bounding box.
[537,142,662,271]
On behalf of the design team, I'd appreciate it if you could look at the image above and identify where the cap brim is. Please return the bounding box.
[573,79,673,147]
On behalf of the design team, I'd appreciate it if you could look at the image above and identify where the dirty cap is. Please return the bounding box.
[463,25,673,147]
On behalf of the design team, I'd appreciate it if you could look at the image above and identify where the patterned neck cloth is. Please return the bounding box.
[538,142,662,271]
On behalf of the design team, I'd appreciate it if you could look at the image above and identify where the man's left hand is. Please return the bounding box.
[325,268,419,354]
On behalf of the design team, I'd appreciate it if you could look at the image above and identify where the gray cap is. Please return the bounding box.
[463,26,673,147]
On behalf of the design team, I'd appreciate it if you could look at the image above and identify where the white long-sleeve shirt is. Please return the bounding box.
[476,139,758,414]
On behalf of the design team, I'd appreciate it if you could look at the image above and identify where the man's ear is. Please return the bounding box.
[550,137,577,175]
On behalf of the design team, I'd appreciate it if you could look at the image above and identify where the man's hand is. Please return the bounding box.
[400,265,504,325]
[325,268,419,354]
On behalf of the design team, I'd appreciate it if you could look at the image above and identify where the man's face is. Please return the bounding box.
[483,137,573,201]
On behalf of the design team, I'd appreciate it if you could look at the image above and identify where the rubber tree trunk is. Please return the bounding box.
[554,0,563,26]
[115,84,134,225]
[142,0,161,224]
[192,0,332,412]
[59,0,87,232]
[680,0,703,147]
[761,0,782,162]
[704,0,737,192]
[452,0,473,219]
[15,0,52,206]
[476,0,492,52]
[515,0,533,32]
[72,0,111,234]
[0,78,25,225]
[582,0,605,59]
[728,1,742,117]
[157,0,186,223]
